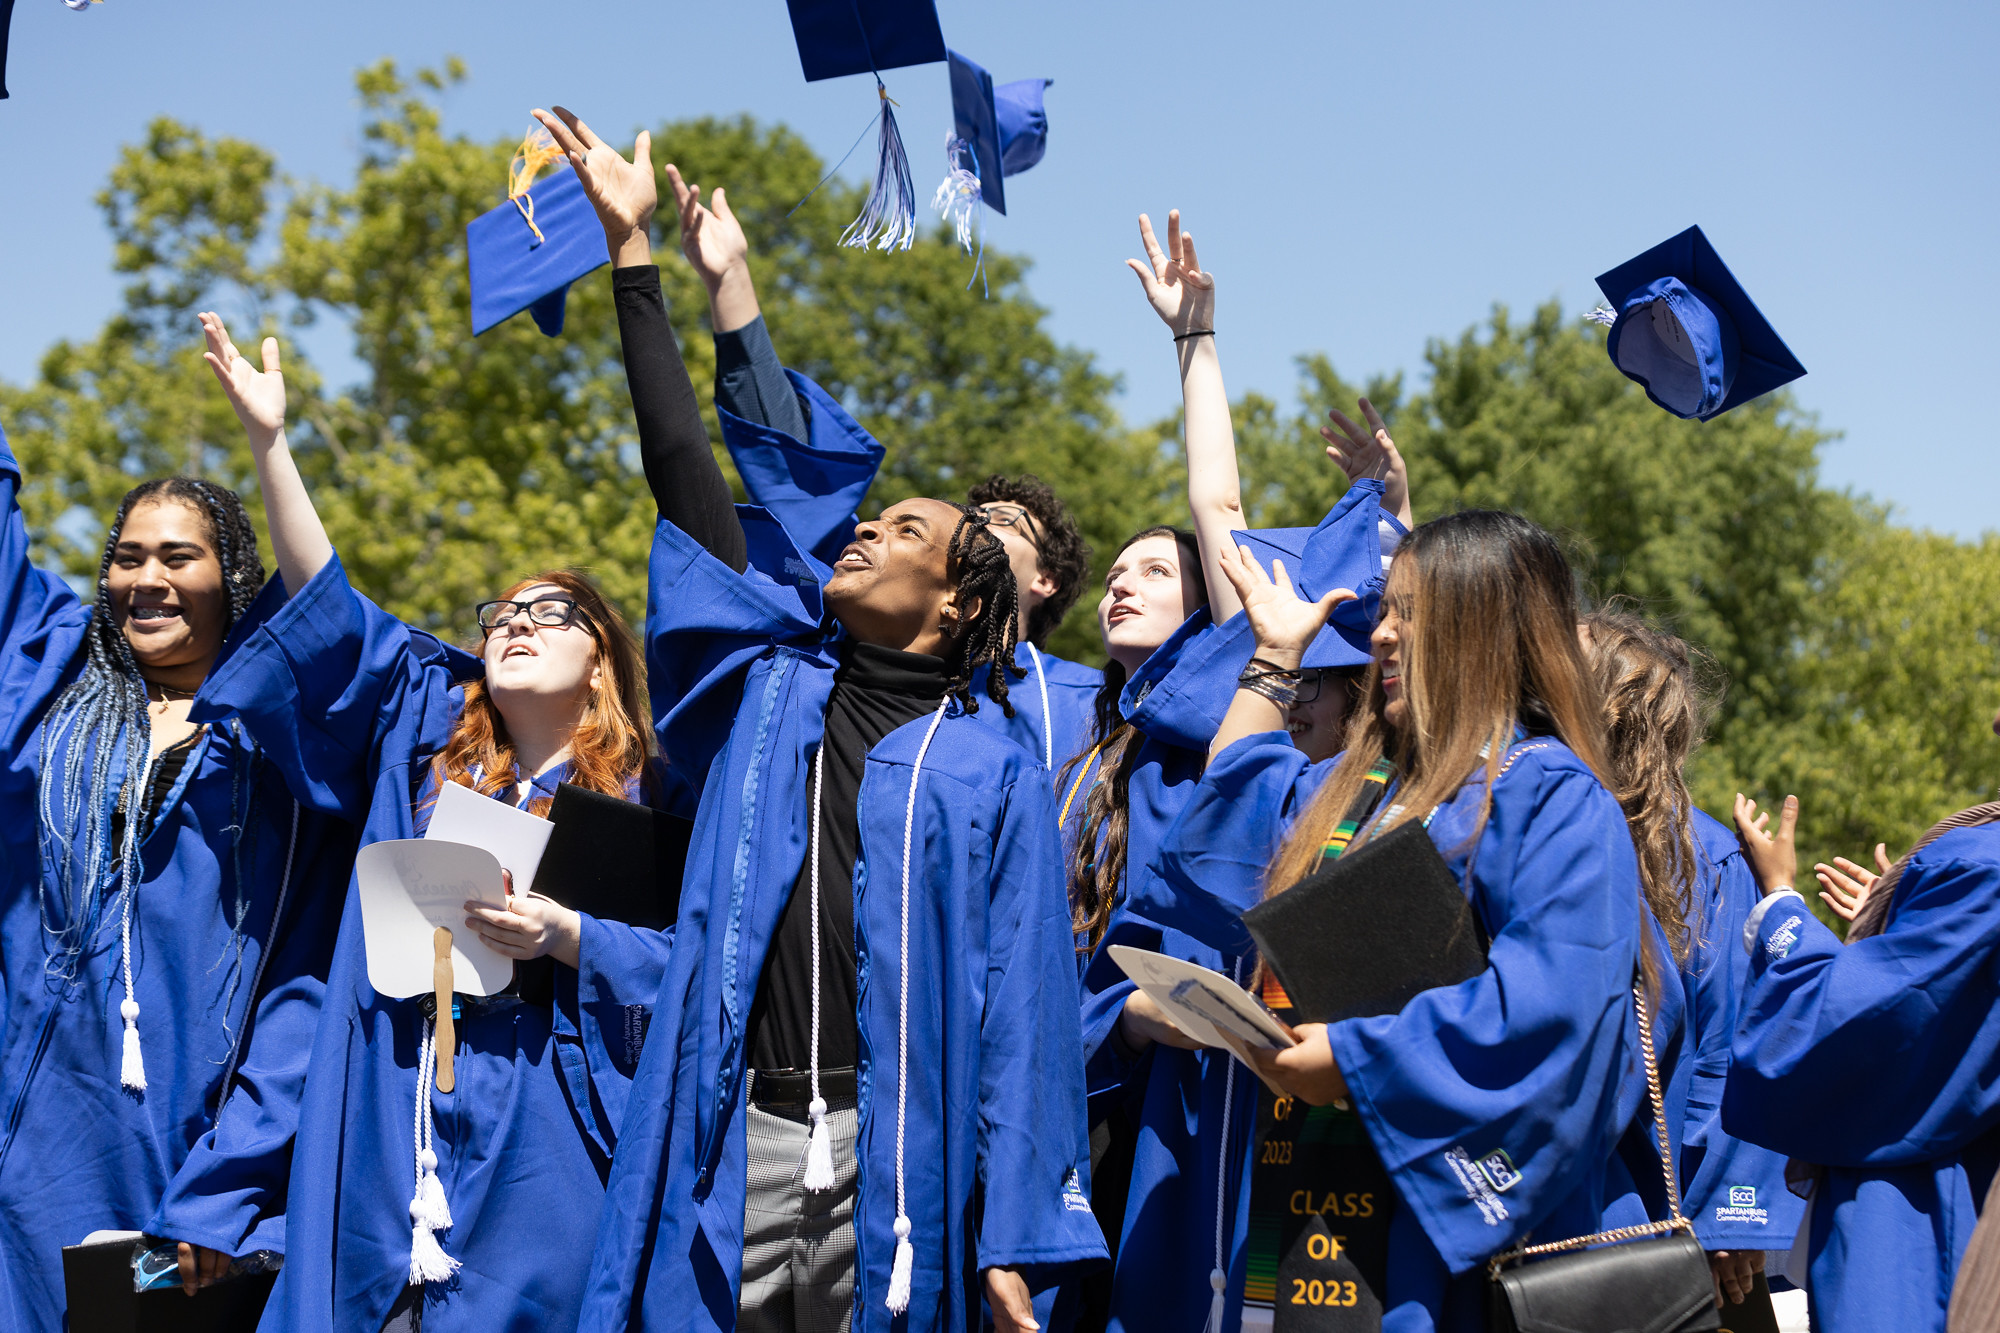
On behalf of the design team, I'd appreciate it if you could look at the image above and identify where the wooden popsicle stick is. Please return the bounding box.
[432,927,455,1093]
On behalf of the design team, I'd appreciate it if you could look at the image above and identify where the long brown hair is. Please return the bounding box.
[1063,527,1207,950]
[1265,511,1612,894]
[429,570,652,818]
[1580,608,1715,966]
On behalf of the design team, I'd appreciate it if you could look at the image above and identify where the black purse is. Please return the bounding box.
[1487,979,1720,1333]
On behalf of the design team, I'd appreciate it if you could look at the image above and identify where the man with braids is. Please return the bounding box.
[532,107,1103,1333]
[0,416,354,1328]
[658,158,1104,776]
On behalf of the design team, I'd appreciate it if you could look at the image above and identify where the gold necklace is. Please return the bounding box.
[145,681,197,712]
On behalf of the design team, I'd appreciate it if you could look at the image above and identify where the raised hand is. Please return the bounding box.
[1125,210,1215,337]
[199,312,286,445]
[667,166,749,292]
[1732,793,1800,896]
[1322,398,1413,529]
[531,106,656,266]
[1216,540,1354,666]
[1813,843,1891,922]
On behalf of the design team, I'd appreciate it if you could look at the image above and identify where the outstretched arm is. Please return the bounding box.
[1128,210,1242,622]
[200,314,331,597]
[667,166,808,440]
[534,106,745,572]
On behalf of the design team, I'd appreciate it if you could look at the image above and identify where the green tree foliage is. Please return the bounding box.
[3,60,1995,873]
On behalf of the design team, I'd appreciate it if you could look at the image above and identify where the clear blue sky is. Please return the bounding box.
[4,0,1995,537]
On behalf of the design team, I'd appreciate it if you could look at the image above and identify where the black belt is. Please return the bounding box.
[749,1065,858,1121]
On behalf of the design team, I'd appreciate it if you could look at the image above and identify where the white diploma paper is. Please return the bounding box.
[1108,945,1297,1051]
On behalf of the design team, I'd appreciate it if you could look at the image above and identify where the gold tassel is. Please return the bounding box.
[506,127,563,247]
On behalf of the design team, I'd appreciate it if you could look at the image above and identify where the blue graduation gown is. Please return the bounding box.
[1675,810,1802,1251]
[1725,823,2000,1332]
[1069,480,1396,1332]
[1148,733,1649,1333]
[0,431,353,1330]
[1070,608,1259,1333]
[578,510,1103,1333]
[195,554,674,1332]
[717,376,1105,778]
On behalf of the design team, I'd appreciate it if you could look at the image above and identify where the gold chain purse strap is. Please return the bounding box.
[1487,975,1692,1279]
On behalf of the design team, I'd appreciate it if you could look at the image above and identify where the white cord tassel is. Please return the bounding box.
[1202,958,1243,1333]
[803,1098,836,1192]
[802,745,837,1193]
[407,1021,460,1285]
[931,135,981,254]
[119,998,146,1092]
[887,1212,915,1313]
[1584,304,1619,327]
[885,700,949,1317]
[118,891,146,1092]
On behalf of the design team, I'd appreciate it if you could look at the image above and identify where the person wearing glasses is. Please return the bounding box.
[187,315,675,1332]
[662,165,1104,776]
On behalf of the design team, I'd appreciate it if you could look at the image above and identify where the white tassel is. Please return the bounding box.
[407,1210,458,1286]
[415,1150,453,1230]
[803,1099,836,1192]
[885,1213,914,1314]
[1584,304,1619,327]
[1202,1267,1226,1333]
[119,998,146,1092]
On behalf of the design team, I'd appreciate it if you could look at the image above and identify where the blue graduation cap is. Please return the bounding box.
[1232,482,1388,670]
[1593,225,1806,421]
[1,0,15,101]
[466,136,607,337]
[944,50,1054,217]
[785,0,947,253]
[785,0,945,83]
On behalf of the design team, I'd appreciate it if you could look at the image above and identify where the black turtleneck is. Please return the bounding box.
[746,641,950,1073]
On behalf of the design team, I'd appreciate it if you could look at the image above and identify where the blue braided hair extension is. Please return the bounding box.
[36,478,265,987]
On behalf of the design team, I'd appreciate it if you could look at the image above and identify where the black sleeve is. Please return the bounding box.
[714,316,811,442]
[614,265,745,574]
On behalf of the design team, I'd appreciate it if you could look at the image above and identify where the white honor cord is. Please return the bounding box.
[886,697,951,1315]
[801,744,836,1191]
[1026,642,1052,769]
[1204,957,1242,1333]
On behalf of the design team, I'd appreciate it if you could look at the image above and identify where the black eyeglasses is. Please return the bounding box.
[475,597,591,633]
[975,503,1043,552]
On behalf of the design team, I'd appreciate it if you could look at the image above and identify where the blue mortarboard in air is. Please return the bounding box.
[786,0,945,82]
[945,50,1054,217]
[1594,225,1806,421]
[466,166,607,337]
[785,0,947,254]
[1232,484,1388,671]
[1,0,17,100]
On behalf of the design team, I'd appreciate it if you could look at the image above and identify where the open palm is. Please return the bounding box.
[199,312,285,440]
[1218,541,1354,658]
[666,165,749,291]
[532,106,656,245]
[1126,210,1215,335]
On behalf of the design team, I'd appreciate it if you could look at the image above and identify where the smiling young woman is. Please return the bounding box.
[0,427,358,1327]
[179,309,675,1333]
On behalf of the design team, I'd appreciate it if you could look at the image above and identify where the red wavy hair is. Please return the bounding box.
[426,570,652,818]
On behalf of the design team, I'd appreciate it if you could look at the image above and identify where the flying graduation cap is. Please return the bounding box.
[940,50,1052,217]
[1,0,15,101]
[1592,225,1806,421]
[931,51,1053,289]
[465,128,608,337]
[785,0,947,253]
